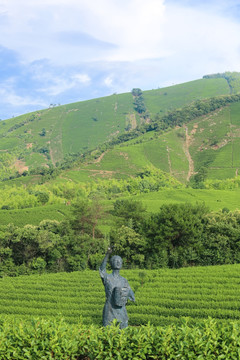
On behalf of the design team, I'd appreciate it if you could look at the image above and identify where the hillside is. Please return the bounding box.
[0,75,232,180]
[0,73,240,285]
[78,99,240,183]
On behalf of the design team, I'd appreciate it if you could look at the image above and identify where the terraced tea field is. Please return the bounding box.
[1,264,240,327]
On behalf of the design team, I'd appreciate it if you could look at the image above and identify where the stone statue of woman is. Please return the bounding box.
[99,248,135,328]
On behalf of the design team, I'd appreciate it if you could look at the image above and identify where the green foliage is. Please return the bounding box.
[110,225,146,267]
[112,199,147,231]
[39,128,46,136]
[145,203,209,268]
[133,96,147,114]
[205,176,240,190]
[0,211,107,275]
[70,198,104,239]
[34,191,50,205]
[201,211,240,265]
[203,71,240,93]
[2,317,240,359]
[190,166,208,188]
[1,264,240,329]
[131,88,143,97]
[0,153,17,181]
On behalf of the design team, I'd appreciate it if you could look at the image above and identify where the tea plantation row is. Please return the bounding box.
[1,264,240,326]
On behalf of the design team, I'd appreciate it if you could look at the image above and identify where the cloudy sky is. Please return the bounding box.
[0,0,240,119]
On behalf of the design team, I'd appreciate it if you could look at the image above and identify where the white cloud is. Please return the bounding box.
[104,76,113,87]
[1,0,240,73]
[38,73,91,96]
[0,0,166,64]
[72,73,91,84]
[161,4,240,75]
[0,87,48,107]
[2,0,240,118]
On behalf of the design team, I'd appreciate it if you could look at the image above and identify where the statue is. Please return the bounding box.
[99,248,135,328]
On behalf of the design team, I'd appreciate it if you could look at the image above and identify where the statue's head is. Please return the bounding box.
[110,255,122,270]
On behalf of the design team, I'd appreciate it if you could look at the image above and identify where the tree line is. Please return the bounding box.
[0,168,181,210]
[1,200,240,277]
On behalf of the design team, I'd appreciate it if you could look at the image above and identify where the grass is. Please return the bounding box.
[82,129,189,181]
[25,152,47,167]
[0,175,41,188]
[144,78,230,116]
[130,188,240,213]
[207,168,237,180]
[229,102,240,125]
[0,204,71,227]
[0,137,22,150]
[1,188,239,228]
[0,77,231,174]
[61,93,134,156]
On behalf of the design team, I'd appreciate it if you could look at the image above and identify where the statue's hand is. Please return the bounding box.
[107,247,113,254]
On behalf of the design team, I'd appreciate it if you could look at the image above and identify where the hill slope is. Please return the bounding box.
[0,76,231,178]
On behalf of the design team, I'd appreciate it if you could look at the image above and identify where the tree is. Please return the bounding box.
[131,88,143,97]
[133,96,146,114]
[39,128,46,136]
[145,203,208,268]
[191,167,208,188]
[35,191,49,205]
[110,225,146,268]
[112,199,147,232]
[200,211,240,265]
[70,199,104,239]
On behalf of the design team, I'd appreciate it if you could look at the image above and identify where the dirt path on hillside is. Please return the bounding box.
[184,126,195,181]
[126,113,137,130]
[49,107,66,165]
[94,151,108,164]
[166,146,172,175]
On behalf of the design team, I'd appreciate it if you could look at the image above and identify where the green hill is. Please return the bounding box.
[1,72,240,234]
[0,75,232,179]
[68,99,240,183]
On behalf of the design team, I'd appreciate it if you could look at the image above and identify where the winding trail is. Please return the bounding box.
[184,126,195,181]
[94,151,107,163]
[166,146,172,175]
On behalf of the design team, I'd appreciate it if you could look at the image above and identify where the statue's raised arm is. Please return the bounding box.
[99,248,112,281]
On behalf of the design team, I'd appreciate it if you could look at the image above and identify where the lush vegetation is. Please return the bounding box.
[1,74,240,357]
[1,199,240,275]
[1,317,240,359]
[1,264,240,327]
[203,71,240,94]
[0,74,233,178]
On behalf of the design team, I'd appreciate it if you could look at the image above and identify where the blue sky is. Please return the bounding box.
[1,0,240,119]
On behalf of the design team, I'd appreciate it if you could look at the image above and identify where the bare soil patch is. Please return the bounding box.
[94,151,107,164]
[119,152,129,160]
[13,160,28,173]
[126,113,137,130]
